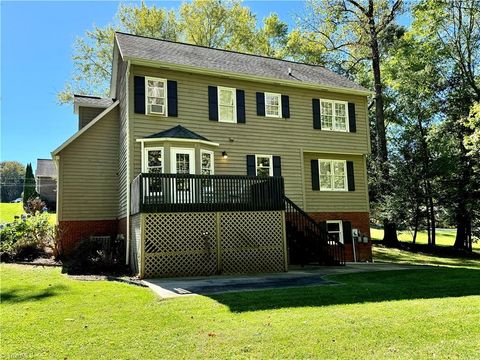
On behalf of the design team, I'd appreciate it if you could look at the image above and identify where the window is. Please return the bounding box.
[327,220,344,243]
[320,100,348,132]
[143,147,164,174]
[256,155,273,176]
[218,86,237,123]
[319,159,347,191]
[201,150,214,175]
[146,77,167,115]
[265,93,282,118]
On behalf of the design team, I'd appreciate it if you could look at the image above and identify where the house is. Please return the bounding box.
[52,32,373,278]
[35,159,57,209]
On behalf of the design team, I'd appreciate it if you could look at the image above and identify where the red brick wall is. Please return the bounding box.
[308,211,372,262]
[58,220,118,255]
[117,217,127,238]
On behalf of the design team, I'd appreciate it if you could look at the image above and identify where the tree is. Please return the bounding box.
[0,161,25,202]
[22,163,37,207]
[295,0,404,244]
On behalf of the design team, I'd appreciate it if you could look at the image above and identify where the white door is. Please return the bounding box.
[170,148,196,203]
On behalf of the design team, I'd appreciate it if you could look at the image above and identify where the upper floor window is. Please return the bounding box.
[218,86,237,123]
[144,147,164,173]
[201,150,214,175]
[319,159,347,191]
[146,77,167,115]
[256,154,273,176]
[321,100,348,132]
[265,93,282,118]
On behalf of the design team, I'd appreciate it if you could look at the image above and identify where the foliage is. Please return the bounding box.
[58,0,289,102]
[22,163,37,207]
[24,197,46,215]
[0,161,25,202]
[0,212,56,260]
[463,102,480,157]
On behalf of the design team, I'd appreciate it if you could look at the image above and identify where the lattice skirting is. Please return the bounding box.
[131,211,286,278]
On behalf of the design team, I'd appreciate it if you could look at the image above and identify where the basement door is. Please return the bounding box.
[170,148,196,203]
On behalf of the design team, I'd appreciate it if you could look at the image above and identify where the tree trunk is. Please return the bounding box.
[412,204,420,244]
[428,194,436,246]
[383,220,399,246]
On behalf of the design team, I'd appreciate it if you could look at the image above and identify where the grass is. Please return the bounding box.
[0,202,56,225]
[2,263,479,359]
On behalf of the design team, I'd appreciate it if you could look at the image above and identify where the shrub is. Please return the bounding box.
[24,197,46,214]
[0,212,57,261]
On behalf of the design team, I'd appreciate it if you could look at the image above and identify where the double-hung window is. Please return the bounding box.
[320,100,348,132]
[201,150,214,175]
[146,77,167,115]
[255,155,273,176]
[327,220,344,243]
[218,86,236,123]
[143,147,164,196]
[265,93,282,118]
[319,159,347,191]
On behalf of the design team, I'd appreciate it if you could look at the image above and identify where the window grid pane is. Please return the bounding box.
[147,79,166,115]
[256,156,271,176]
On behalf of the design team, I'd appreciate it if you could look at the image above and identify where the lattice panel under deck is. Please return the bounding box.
[130,214,142,276]
[220,211,285,274]
[143,212,217,277]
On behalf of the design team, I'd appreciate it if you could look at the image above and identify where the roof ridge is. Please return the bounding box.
[115,31,325,68]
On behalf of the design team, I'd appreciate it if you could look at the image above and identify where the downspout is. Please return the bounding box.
[125,60,131,265]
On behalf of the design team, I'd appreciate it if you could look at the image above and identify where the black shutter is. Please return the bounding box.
[256,92,265,116]
[348,102,356,132]
[167,80,178,117]
[311,159,319,190]
[246,155,256,176]
[347,161,355,191]
[208,86,218,121]
[134,76,145,114]
[312,99,321,129]
[319,221,327,240]
[281,95,290,118]
[236,89,246,123]
[343,221,352,244]
[273,156,281,177]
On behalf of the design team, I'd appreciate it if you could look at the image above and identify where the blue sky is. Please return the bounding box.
[1,1,305,170]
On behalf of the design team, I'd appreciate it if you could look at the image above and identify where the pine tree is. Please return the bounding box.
[22,163,37,206]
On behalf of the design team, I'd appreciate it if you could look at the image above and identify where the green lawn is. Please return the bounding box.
[0,202,56,225]
[2,263,479,359]
[371,227,480,251]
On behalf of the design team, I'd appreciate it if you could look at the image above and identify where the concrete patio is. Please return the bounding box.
[143,262,423,298]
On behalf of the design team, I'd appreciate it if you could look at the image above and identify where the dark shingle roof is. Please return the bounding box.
[35,159,56,178]
[73,95,114,108]
[115,32,369,93]
[145,125,211,141]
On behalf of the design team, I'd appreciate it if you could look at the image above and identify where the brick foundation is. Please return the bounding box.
[58,220,119,255]
[308,212,372,262]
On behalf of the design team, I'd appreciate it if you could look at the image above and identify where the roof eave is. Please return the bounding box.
[136,137,220,147]
[126,57,373,96]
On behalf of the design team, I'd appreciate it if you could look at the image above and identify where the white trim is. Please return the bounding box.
[217,86,237,123]
[125,60,131,266]
[136,137,219,147]
[145,76,168,116]
[200,149,215,175]
[264,92,282,118]
[170,147,196,174]
[319,99,349,132]
[327,220,344,244]
[123,58,374,96]
[255,154,273,176]
[142,147,164,173]
[303,149,365,155]
[52,100,120,156]
[318,159,348,191]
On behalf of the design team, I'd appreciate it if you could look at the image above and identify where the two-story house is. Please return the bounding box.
[52,32,372,278]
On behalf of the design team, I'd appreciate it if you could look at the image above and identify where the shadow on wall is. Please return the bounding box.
[208,268,480,313]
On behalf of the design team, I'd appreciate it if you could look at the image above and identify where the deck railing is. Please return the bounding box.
[130,173,285,214]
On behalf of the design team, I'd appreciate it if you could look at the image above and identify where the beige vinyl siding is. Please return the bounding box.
[117,59,129,218]
[78,107,104,130]
[57,107,119,220]
[128,66,369,210]
[303,152,369,212]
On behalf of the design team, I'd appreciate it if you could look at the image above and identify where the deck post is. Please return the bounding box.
[281,210,288,272]
[216,212,222,274]
[140,213,146,278]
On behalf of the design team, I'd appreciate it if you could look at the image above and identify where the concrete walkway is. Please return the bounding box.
[143,263,422,299]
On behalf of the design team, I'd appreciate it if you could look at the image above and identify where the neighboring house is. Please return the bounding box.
[52,32,373,278]
[35,159,57,208]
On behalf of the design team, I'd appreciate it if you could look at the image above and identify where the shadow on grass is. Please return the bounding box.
[1,284,67,304]
[209,268,480,313]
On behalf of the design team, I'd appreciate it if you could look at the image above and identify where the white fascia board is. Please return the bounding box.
[126,57,374,97]
[136,137,220,147]
[52,100,120,156]
[302,149,367,156]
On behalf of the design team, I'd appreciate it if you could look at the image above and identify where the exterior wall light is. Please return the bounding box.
[222,151,228,159]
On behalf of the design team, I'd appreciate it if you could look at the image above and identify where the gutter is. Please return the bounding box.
[125,60,131,265]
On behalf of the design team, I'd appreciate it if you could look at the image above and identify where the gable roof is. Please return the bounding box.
[35,159,56,178]
[74,95,115,114]
[114,32,370,95]
[145,125,211,141]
